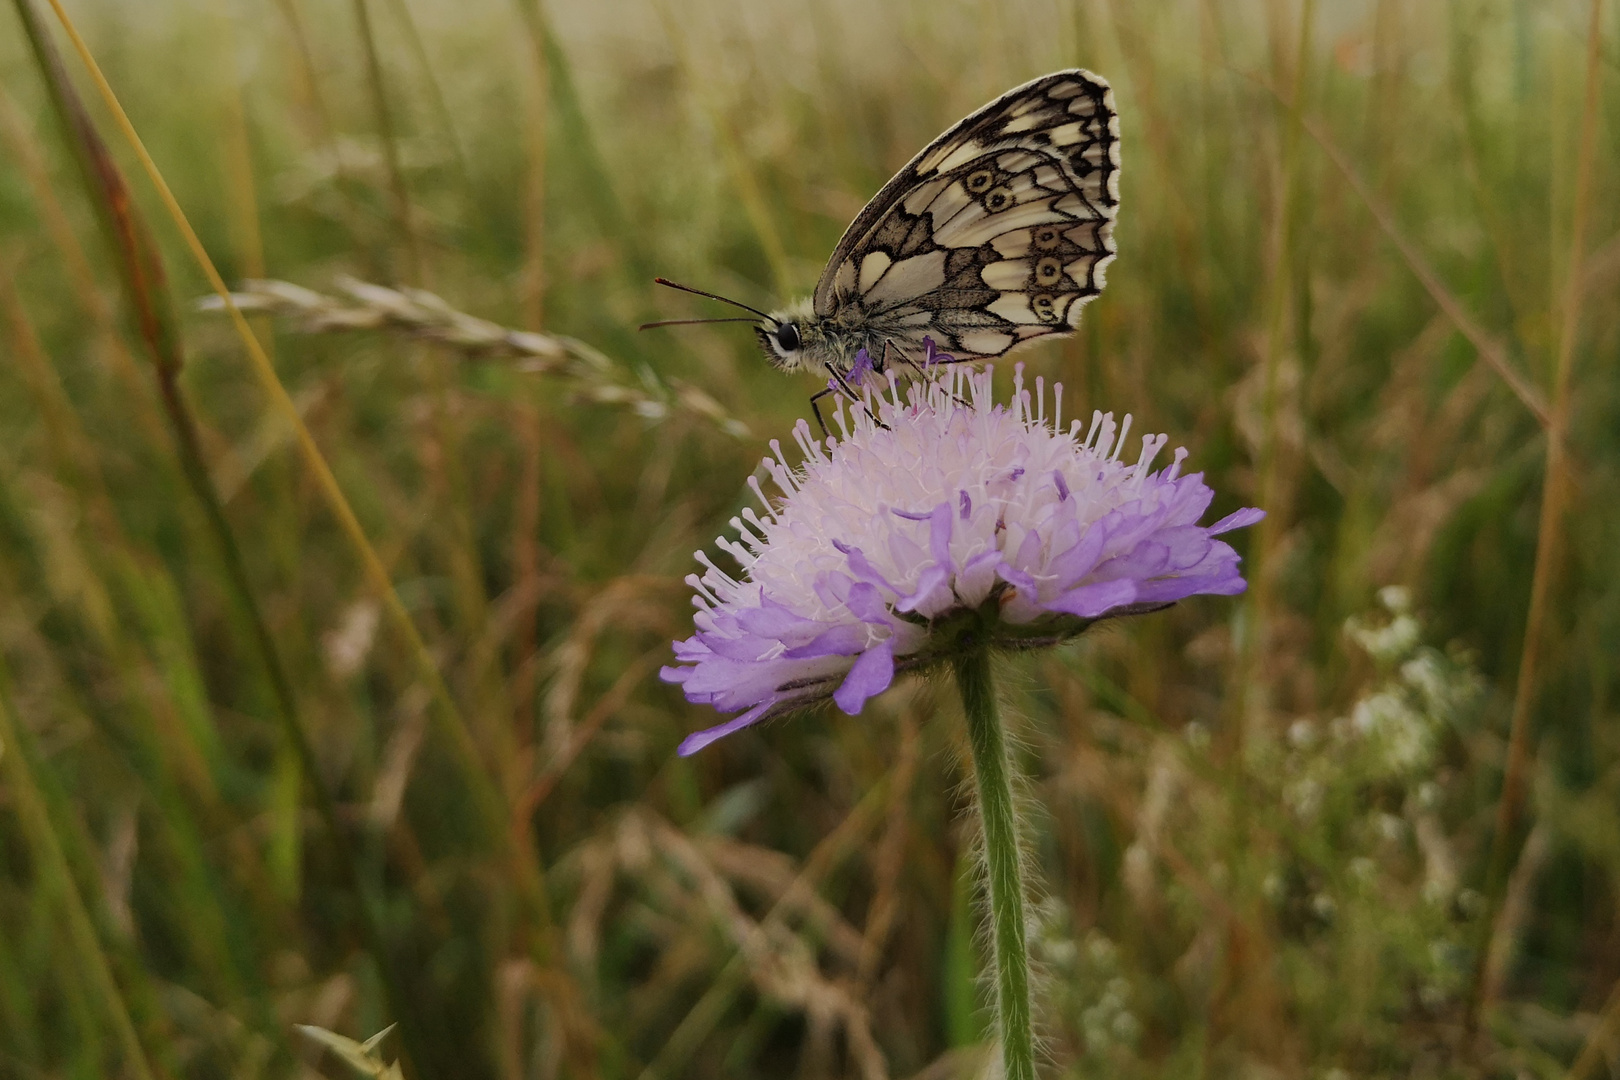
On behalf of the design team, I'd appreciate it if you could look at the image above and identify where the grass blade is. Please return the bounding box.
[9,1,448,1070]
[0,665,163,1080]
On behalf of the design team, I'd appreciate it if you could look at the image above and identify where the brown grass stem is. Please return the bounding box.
[512,0,655,286]
[634,779,893,1080]
[378,0,477,208]
[1469,0,1606,1033]
[1568,976,1620,1079]
[1245,0,1315,745]
[350,0,422,285]
[264,0,382,275]
[652,0,793,294]
[1296,111,1551,427]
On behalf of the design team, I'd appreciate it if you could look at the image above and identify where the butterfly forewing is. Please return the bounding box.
[813,70,1120,360]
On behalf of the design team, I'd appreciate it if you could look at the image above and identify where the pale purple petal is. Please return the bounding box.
[1044,579,1138,618]
[1209,507,1266,535]
[926,503,954,571]
[784,623,871,658]
[955,549,1003,606]
[677,700,775,756]
[845,581,891,623]
[834,541,903,594]
[833,639,895,715]
[895,565,951,615]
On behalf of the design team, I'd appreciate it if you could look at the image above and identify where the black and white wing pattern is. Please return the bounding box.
[813,70,1120,359]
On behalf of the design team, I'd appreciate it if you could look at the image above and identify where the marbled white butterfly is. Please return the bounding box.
[646,70,1120,430]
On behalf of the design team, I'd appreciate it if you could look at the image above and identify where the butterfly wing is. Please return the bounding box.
[813,70,1119,359]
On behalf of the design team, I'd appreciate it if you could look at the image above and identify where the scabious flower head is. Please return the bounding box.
[663,349,1263,754]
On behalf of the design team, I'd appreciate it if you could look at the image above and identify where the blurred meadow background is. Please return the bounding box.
[0,0,1617,1077]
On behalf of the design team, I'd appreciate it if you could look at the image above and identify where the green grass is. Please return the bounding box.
[0,0,1617,1077]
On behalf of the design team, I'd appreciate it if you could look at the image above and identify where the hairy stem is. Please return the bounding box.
[955,649,1034,1080]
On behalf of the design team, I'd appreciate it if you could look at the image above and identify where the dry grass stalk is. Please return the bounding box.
[202,277,750,437]
[1473,0,1606,1032]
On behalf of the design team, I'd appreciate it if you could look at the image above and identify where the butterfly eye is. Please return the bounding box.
[1034,257,1065,286]
[1033,226,1063,250]
[985,186,1014,212]
[775,323,801,352]
[1031,294,1060,323]
[965,168,996,194]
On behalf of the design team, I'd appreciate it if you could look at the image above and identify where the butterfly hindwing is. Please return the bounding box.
[813,70,1120,359]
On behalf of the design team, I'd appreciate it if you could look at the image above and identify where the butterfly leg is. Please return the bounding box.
[808,386,838,439]
[811,368,889,437]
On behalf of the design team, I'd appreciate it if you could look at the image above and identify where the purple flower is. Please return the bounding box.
[663,365,1263,755]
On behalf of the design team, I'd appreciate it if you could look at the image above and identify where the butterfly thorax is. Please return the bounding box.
[757,297,919,379]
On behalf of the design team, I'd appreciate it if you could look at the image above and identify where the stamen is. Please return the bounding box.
[763,460,792,497]
[768,440,798,490]
[730,517,764,551]
[1035,376,1045,427]
[1112,415,1133,462]
[1166,446,1190,481]
[695,550,741,589]
[1132,433,1168,484]
[746,475,777,520]
[1053,381,1063,433]
[717,538,755,566]
[1085,410,1103,449]
[686,571,719,606]
[1093,413,1116,457]
[791,420,822,464]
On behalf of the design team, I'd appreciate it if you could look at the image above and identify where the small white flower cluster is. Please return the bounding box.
[1256,590,1487,1008]
[1276,588,1483,817]
[1032,900,1143,1062]
[1345,585,1420,663]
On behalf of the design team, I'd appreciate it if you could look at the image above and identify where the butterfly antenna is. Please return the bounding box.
[638,317,762,330]
[653,277,779,326]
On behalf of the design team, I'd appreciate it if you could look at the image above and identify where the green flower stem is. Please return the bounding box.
[954,647,1034,1080]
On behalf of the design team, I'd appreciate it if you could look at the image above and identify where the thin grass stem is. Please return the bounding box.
[350,0,422,284]
[1468,0,1605,1034]
[12,4,471,1070]
[32,0,517,861]
[0,670,162,1080]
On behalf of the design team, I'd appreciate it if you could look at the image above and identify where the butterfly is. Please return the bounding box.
[645,69,1120,431]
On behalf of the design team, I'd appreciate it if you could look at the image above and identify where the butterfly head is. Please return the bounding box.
[756,299,824,375]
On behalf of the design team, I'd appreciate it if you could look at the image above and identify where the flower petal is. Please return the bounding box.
[1044,579,1138,617]
[677,700,774,756]
[1209,507,1265,535]
[783,623,870,658]
[833,639,895,715]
